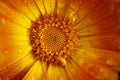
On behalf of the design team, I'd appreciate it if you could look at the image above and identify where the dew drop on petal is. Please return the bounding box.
[98,67,119,80]
[5,77,10,80]
[4,50,8,54]
[32,76,35,80]
[106,58,117,66]
[11,31,15,34]
[18,50,22,53]
[1,19,6,25]
[100,68,109,77]
[118,47,120,49]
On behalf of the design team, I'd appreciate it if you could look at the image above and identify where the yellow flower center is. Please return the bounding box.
[29,15,79,66]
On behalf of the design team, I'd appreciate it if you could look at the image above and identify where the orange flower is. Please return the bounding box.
[0,0,120,80]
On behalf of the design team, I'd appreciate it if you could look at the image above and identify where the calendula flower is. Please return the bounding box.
[0,0,120,80]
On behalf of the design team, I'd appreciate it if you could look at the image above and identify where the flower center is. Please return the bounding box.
[29,15,78,66]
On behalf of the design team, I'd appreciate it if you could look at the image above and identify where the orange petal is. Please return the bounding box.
[73,0,115,25]
[81,62,118,80]
[72,52,119,80]
[47,64,67,80]
[41,0,56,15]
[0,28,31,67]
[78,48,120,67]
[73,0,117,39]
[0,0,37,21]
[0,2,32,27]
[0,53,35,79]
[65,60,97,80]
[23,61,47,80]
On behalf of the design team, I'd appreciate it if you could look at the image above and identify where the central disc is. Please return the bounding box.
[40,26,67,52]
[30,15,78,66]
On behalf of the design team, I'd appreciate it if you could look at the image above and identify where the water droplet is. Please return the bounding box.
[100,68,105,72]
[28,46,32,50]
[6,77,10,80]
[32,76,35,80]
[4,50,8,54]
[106,58,117,66]
[23,0,28,4]
[99,68,109,78]
[1,19,6,24]
[118,47,120,49]
[11,31,15,34]
[18,50,22,53]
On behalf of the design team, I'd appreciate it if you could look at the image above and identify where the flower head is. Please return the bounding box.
[0,0,120,80]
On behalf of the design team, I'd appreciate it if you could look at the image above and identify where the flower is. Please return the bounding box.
[0,0,120,80]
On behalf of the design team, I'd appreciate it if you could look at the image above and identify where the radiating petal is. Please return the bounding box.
[76,48,120,69]
[33,0,48,15]
[56,0,67,16]
[72,51,119,80]
[0,0,37,21]
[78,35,120,52]
[0,2,32,29]
[41,0,56,15]
[64,0,91,22]
[72,0,118,45]
[19,0,41,19]
[73,0,115,25]
[23,61,46,80]
[47,65,67,80]
[0,53,35,79]
[65,59,97,80]
[0,29,31,67]
[0,21,29,36]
